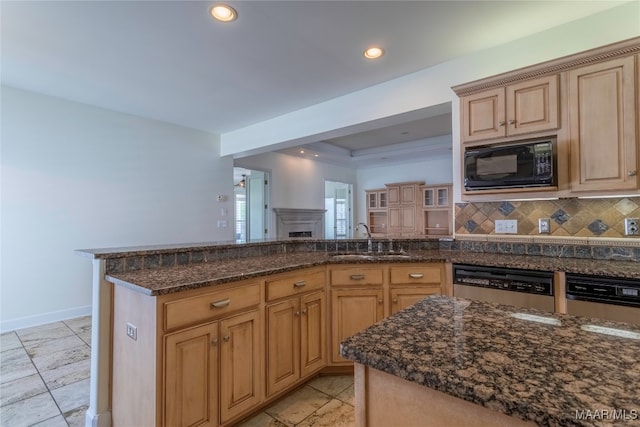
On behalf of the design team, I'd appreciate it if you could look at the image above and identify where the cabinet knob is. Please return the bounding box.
[223,335,230,342]
[302,309,307,315]
[498,121,506,127]
[508,119,516,125]
[295,311,300,316]
[628,170,637,176]
[392,298,398,304]
[378,299,383,305]
[211,338,219,346]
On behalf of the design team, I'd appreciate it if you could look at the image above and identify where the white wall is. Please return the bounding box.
[234,151,357,237]
[355,155,453,225]
[1,87,232,331]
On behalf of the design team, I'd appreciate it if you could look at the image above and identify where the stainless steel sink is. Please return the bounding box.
[330,253,414,261]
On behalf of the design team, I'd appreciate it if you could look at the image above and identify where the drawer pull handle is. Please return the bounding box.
[210,298,231,309]
[293,281,307,288]
[409,273,424,279]
[350,274,365,280]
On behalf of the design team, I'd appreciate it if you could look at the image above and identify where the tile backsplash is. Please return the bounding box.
[455,197,640,238]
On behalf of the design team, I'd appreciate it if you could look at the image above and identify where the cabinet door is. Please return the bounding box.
[300,291,326,378]
[367,192,377,209]
[400,185,416,204]
[388,207,401,234]
[387,186,400,205]
[330,288,384,364]
[423,188,435,208]
[378,191,387,208]
[390,287,441,315]
[569,56,637,192]
[266,299,299,397]
[436,187,449,207]
[164,322,219,427]
[401,206,416,233]
[506,75,559,136]
[461,87,505,142]
[220,310,262,424]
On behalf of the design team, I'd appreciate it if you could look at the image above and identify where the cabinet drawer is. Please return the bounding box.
[330,266,384,286]
[266,270,325,301]
[390,265,442,285]
[163,283,260,331]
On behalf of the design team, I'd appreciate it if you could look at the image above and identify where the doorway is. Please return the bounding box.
[325,180,353,239]
[234,167,270,242]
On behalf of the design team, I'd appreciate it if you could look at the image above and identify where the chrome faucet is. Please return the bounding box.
[357,223,373,252]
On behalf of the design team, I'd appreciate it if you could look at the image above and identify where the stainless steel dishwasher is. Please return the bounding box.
[566,274,640,325]
[453,264,555,312]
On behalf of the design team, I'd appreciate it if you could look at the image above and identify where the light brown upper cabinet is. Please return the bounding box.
[568,56,637,192]
[461,75,559,143]
[386,182,424,236]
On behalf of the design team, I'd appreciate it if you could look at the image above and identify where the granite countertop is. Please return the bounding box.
[106,250,640,296]
[340,295,640,427]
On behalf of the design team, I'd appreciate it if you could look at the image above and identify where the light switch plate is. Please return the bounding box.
[539,218,551,234]
[495,219,518,234]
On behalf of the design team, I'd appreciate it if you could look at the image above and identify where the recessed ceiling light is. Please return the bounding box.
[314,154,319,157]
[210,4,237,22]
[363,47,384,60]
[300,150,305,154]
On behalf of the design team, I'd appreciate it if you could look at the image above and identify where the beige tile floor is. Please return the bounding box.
[0,317,355,427]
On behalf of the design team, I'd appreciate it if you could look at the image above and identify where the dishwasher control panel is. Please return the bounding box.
[453,264,553,296]
[566,274,640,307]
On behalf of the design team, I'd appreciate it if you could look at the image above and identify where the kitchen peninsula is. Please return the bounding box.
[341,295,640,427]
[78,238,640,427]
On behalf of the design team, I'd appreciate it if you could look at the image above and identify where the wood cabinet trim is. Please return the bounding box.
[453,37,640,96]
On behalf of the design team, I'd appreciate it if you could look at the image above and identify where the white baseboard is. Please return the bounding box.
[0,305,92,333]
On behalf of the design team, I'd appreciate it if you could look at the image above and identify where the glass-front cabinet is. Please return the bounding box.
[367,190,387,210]
[365,189,388,236]
[422,186,450,208]
[421,184,453,237]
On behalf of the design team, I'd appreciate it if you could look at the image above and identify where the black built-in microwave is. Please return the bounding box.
[464,139,556,191]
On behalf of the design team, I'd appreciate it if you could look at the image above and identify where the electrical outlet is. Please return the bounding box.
[538,218,551,234]
[495,219,518,234]
[126,322,137,341]
[625,218,639,236]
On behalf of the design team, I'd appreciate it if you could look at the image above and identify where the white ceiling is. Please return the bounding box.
[1,1,630,167]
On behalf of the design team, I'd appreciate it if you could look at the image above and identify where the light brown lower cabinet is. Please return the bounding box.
[390,287,441,314]
[389,264,445,314]
[112,280,263,427]
[112,263,449,426]
[330,288,384,364]
[164,309,262,427]
[164,321,219,427]
[219,310,262,424]
[266,291,326,397]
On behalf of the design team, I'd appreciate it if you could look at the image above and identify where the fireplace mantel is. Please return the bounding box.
[273,208,326,238]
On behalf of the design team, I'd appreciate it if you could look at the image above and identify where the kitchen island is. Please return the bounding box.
[340,295,640,427]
